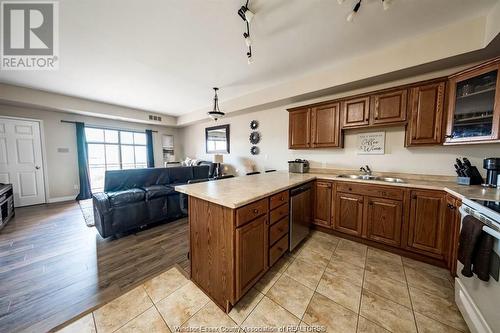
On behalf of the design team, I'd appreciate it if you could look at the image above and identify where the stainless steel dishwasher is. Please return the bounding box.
[289,182,313,250]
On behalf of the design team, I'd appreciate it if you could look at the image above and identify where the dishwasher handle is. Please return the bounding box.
[290,183,312,196]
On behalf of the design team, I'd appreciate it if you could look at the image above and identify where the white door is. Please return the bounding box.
[0,118,46,207]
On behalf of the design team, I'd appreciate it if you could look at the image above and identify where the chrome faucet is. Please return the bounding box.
[360,165,372,175]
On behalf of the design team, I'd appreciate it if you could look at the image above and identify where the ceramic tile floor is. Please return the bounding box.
[57,231,469,333]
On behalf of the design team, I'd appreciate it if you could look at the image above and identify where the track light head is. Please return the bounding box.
[347,0,362,22]
[243,33,252,47]
[247,52,253,65]
[238,6,254,22]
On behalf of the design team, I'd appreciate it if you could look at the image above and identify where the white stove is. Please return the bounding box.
[456,197,500,333]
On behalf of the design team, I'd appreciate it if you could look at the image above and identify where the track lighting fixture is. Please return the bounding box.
[207,88,225,121]
[346,0,361,22]
[238,5,254,23]
[340,0,393,22]
[238,1,254,64]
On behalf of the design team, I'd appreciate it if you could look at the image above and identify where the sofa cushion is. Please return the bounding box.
[193,164,211,179]
[107,188,145,206]
[142,185,175,200]
[167,166,194,184]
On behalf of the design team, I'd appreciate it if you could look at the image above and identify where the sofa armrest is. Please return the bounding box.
[93,192,111,237]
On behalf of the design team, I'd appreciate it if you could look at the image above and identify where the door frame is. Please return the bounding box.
[0,115,48,205]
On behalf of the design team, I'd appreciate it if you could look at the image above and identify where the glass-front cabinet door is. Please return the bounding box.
[446,61,500,143]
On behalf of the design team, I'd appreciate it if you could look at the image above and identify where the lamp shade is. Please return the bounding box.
[213,154,224,164]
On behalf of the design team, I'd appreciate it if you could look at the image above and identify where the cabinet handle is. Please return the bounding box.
[280,197,284,201]
[445,134,454,139]
[266,219,269,225]
[277,247,283,251]
[348,187,352,191]
[368,201,373,205]
[253,209,259,214]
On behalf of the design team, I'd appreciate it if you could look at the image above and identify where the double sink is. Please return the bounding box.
[337,174,405,183]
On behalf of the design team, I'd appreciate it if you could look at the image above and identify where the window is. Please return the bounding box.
[85,127,147,192]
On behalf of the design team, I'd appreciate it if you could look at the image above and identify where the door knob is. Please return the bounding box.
[35,166,40,170]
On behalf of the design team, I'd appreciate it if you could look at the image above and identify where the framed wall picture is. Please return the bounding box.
[357,132,385,155]
[206,124,230,154]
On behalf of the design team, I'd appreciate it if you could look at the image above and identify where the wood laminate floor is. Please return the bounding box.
[0,201,189,333]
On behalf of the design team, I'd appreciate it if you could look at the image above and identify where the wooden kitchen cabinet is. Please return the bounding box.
[313,181,333,228]
[445,58,500,144]
[364,197,403,247]
[288,108,311,149]
[444,195,461,275]
[407,190,447,259]
[334,192,364,236]
[370,89,407,125]
[311,102,342,148]
[341,96,370,128]
[406,81,446,146]
[235,214,268,300]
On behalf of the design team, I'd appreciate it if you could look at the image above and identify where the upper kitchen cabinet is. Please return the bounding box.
[405,81,446,146]
[445,58,500,144]
[311,102,342,148]
[370,89,407,125]
[288,103,342,149]
[288,108,311,149]
[341,96,370,128]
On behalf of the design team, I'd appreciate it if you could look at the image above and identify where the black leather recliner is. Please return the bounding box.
[92,166,209,238]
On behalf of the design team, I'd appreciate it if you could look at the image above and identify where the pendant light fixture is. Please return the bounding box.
[207,87,225,121]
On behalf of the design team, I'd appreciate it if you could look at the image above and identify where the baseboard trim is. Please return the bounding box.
[47,195,76,203]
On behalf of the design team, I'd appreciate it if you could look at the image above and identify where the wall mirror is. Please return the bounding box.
[206,124,230,154]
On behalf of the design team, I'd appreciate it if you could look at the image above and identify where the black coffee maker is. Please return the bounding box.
[483,158,500,187]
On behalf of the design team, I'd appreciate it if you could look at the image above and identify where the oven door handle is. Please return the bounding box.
[483,225,500,241]
[459,206,500,241]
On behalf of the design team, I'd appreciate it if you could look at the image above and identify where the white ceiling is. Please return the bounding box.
[0,0,497,116]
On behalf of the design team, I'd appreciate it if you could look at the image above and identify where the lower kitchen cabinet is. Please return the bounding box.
[365,197,403,247]
[334,192,364,236]
[313,181,333,228]
[235,214,268,300]
[406,189,447,259]
[444,194,461,275]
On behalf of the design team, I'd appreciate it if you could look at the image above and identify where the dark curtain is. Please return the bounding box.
[75,122,92,200]
[146,129,155,168]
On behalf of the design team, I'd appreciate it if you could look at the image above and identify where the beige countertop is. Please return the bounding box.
[174,171,500,209]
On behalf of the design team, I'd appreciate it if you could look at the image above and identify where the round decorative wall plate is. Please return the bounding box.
[249,131,260,144]
[250,120,259,130]
[250,146,259,155]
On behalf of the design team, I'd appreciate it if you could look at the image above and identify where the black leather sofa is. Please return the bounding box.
[92,166,210,238]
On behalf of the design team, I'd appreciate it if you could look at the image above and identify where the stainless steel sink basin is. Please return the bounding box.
[337,174,405,183]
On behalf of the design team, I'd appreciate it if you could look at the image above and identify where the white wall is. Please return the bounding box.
[180,71,500,177]
[0,104,179,201]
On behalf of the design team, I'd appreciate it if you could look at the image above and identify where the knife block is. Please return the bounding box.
[456,166,483,185]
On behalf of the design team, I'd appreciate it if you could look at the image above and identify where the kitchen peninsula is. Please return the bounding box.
[175,171,499,312]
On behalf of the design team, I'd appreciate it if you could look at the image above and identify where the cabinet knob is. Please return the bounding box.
[280,197,284,201]
[412,195,417,199]
[368,201,373,206]
[348,187,352,191]
[253,209,259,214]
[277,227,283,232]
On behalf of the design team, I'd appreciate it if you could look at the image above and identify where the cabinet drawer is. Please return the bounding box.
[270,202,289,225]
[236,198,269,227]
[336,182,404,200]
[270,190,289,210]
[269,217,289,245]
[269,234,288,266]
